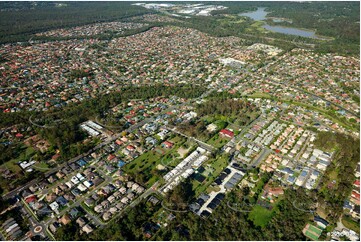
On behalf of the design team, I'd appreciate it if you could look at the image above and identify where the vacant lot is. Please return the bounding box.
[249,205,274,227]
[122,135,186,187]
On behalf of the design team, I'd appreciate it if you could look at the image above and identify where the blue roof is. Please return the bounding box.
[319,160,330,165]
[343,200,353,209]
[287,176,296,183]
[77,159,87,167]
[300,171,308,177]
[71,188,81,196]
[69,208,79,218]
[282,167,294,175]
[117,160,126,168]
[313,170,320,176]
[56,196,68,206]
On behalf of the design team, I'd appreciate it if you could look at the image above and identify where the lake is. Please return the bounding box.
[263,24,319,38]
[239,7,268,21]
[239,7,322,39]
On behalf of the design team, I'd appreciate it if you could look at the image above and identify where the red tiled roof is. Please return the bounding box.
[219,129,234,138]
[15,133,23,138]
[163,141,174,147]
[25,195,36,203]
[52,154,61,160]
[352,191,360,200]
[126,145,135,151]
[269,187,284,196]
[107,154,116,161]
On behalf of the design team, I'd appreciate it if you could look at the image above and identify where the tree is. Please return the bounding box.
[56,221,82,241]
[166,177,195,210]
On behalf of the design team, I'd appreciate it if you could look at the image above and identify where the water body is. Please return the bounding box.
[263,24,318,38]
[239,7,322,39]
[239,7,268,21]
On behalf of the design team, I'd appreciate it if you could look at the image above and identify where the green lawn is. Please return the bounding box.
[80,202,96,216]
[169,135,185,144]
[211,155,229,175]
[191,155,229,197]
[286,100,358,132]
[308,224,322,235]
[123,151,161,173]
[33,161,50,171]
[249,92,272,99]
[1,146,36,173]
[1,160,22,173]
[303,224,322,241]
[206,186,220,194]
[249,205,274,227]
[244,95,358,132]
[122,135,186,186]
[305,230,320,241]
[342,215,360,234]
[245,21,269,33]
[328,169,338,180]
[207,133,229,148]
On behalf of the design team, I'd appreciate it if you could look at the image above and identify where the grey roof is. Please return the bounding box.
[199,193,210,201]
[232,173,243,180]
[224,181,235,189]
[229,177,239,184]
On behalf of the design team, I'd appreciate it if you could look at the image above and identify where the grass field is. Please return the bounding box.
[303,224,322,240]
[191,154,229,197]
[123,150,166,172]
[308,224,322,235]
[249,92,272,99]
[246,21,269,33]
[249,205,274,227]
[206,186,221,194]
[305,230,319,241]
[242,95,359,132]
[211,155,229,175]
[32,161,50,171]
[286,100,358,132]
[328,169,338,180]
[1,146,36,173]
[122,135,186,187]
[342,215,360,234]
[207,133,229,149]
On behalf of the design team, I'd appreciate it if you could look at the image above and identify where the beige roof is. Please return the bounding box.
[82,224,93,234]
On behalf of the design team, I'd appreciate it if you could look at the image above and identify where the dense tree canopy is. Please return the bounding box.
[314,131,360,223]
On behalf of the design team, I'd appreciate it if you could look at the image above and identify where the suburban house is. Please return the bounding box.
[219,129,234,138]
[162,141,174,149]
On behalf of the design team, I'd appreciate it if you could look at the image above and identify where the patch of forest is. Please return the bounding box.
[176,98,260,141]
[314,131,360,223]
[0,1,154,44]
[67,180,313,241]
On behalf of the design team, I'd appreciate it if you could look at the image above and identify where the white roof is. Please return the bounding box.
[71,176,79,184]
[50,201,59,210]
[83,181,92,188]
[77,184,87,192]
[76,173,85,180]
